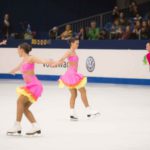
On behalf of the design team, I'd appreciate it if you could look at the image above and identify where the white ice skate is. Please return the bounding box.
[7,122,22,136]
[26,130,41,136]
[70,115,78,121]
[26,126,41,136]
[69,109,78,121]
[87,109,100,118]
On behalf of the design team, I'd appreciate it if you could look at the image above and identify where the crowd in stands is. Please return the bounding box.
[49,0,150,40]
[108,1,150,40]
[49,20,109,40]
[1,0,150,41]
[0,13,35,40]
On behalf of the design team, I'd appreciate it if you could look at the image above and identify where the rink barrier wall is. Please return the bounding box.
[0,40,150,85]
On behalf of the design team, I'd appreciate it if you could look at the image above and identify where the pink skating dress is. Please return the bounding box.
[16,62,43,103]
[58,55,87,89]
[146,52,150,64]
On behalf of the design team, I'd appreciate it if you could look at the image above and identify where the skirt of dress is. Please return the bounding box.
[58,67,87,89]
[16,75,43,103]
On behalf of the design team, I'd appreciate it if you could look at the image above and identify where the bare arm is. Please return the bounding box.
[10,62,22,75]
[31,56,54,65]
[52,50,71,66]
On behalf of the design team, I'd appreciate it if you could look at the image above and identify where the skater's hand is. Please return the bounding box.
[9,70,16,75]
[51,59,65,67]
[51,62,58,67]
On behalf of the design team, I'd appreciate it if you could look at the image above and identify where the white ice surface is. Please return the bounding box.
[0,79,150,150]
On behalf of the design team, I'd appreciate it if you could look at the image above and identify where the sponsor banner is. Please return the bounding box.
[0,48,149,79]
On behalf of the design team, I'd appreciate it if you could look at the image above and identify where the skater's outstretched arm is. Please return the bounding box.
[52,50,71,66]
[10,62,23,75]
[31,56,54,65]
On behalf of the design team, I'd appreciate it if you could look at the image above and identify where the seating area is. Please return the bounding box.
[1,0,150,40]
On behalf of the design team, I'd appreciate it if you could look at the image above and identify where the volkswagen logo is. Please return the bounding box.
[86,56,95,72]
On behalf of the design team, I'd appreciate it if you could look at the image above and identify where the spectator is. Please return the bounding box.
[87,21,100,40]
[60,24,72,40]
[76,27,87,40]
[141,20,149,39]
[112,6,120,21]
[24,23,33,40]
[147,19,150,29]
[147,19,150,37]
[49,26,58,40]
[115,26,123,39]
[110,19,120,39]
[24,32,33,40]
[133,13,142,22]
[110,24,116,39]
[99,29,108,40]
[2,14,10,38]
[26,24,32,33]
[129,1,139,17]
[119,11,128,26]
[121,25,131,39]
[132,20,141,39]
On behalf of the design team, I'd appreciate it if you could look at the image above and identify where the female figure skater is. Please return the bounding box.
[7,43,53,136]
[53,37,99,120]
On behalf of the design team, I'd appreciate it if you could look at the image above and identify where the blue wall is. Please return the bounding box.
[1,39,148,50]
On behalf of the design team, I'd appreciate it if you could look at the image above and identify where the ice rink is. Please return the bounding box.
[0,79,150,150]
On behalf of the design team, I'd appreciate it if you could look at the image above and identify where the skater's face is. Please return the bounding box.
[71,40,79,50]
[146,43,150,52]
[17,46,25,57]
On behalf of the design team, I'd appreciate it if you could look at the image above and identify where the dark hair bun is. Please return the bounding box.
[69,37,79,45]
[19,43,32,54]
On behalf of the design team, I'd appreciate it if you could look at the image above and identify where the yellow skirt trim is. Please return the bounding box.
[16,87,37,103]
[58,77,87,89]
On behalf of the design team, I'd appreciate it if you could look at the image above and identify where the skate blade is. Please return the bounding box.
[87,112,101,119]
[70,118,78,121]
[7,131,22,136]
[25,130,42,137]
[70,116,79,121]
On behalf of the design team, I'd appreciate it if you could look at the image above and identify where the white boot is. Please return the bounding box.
[26,123,41,136]
[86,107,100,118]
[7,121,22,135]
[70,108,78,121]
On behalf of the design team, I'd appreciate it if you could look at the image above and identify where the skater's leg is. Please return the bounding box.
[78,87,100,117]
[69,89,77,109]
[24,101,41,135]
[16,95,29,122]
[24,101,36,123]
[78,87,89,107]
[7,95,28,135]
[69,89,78,120]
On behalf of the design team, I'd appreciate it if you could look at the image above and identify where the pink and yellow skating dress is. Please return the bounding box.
[16,62,43,103]
[58,55,87,89]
